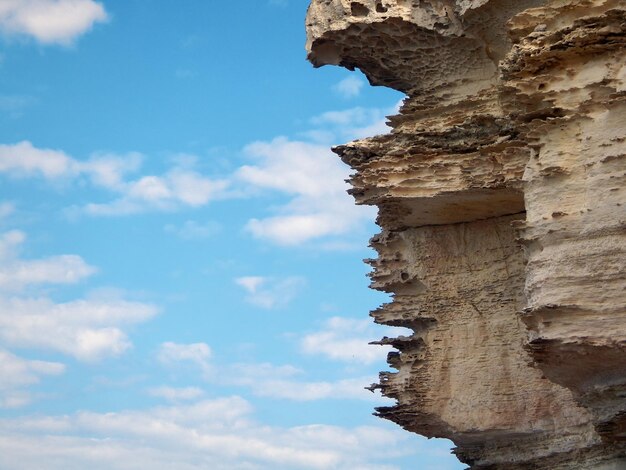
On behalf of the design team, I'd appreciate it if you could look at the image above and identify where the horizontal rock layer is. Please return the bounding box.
[306,0,626,468]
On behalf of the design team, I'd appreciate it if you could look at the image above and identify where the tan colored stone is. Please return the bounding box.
[307,0,626,467]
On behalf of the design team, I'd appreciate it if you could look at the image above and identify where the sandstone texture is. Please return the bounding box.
[306,0,626,468]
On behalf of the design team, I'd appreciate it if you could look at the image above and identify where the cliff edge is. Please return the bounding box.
[306,0,626,468]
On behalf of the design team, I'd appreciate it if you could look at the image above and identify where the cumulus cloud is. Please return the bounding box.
[0,0,108,45]
[333,75,365,99]
[157,342,213,376]
[0,254,96,290]
[164,220,221,240]
[245,376,381,402]
[0,141,229,215]
[0,101,395,241]
[84,169,230,216]
[0,296,158,361]
[0,396,443,470]
[0,349,65,408]
[81,152,144,189]
[0,202,15,219]
[310,104,398,141]
[148,386,205,402]
[0,141,76,178]
[235,103,402,246]
[0,230,97,291]
[235,275,306,309]
[0,229,24,259]
[155,345,383,403]
[0,94,37,118]
[0,230,158,361]
[237,138,375,245]
[0,141,141,184]
[224,362,376,402]
[300,317,414,365]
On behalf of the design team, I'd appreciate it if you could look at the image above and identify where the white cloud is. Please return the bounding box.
[333,75,365,99]
[0,141,76,178]
[234,276,265,294]
[305,100,403,145]
[0,229,25,259]
[224,362,377,402]
[0,396,439,470]
[0,230,158,361]
[0,141,229,215]
[0,254,97,290]
[238,139,344,197]
[0,296,158,361]
[164,220,221,240]
[311,107,380,127]
[156,349,383,404]
[0,94,37,117]
[235,275,306,309]
[82,167,229,216]
[238,137,375,245]
[0,0,108,45]
[148,386,205,402]
[0,349,65,408]
[246,211,364,246]
[0,141,141,185]
[157,342,212,376]
[300,317,413,365]
[0,202,15,219]
[82,152,144,189]
[247,376,381,402]
[0,230,97,290]
[310,105,396,140]
[229,362,302,382]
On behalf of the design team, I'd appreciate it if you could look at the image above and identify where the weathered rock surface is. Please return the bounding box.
[306,0,626,467]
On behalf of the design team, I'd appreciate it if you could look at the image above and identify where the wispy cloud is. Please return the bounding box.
[235,275,306,309]
[0,202,14,219]
[0,101,393,244]
[0,295,158,362]
[0,0,108,45]
[241,375,381,402]
[0,140,79,178]
[155,342,383,403]
[168,315,402,403]
[0,349,65,408]
[157,342,213,376]
[0,230,158,361]
[147,386,205,402]
[84,169,230,216]
[0,230,97,291]
[164,220,221,240]
[0,396,434,470]
[300,317,410,365]
[333,75,365,99]
[233,103,398,246]
[0,94,37,118]
[309,104,397,141]
[0,141,230,216]
[0,141,141,183]
[237,138,375,245]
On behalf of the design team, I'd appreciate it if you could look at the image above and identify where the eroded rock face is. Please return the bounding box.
[306,0,626,467]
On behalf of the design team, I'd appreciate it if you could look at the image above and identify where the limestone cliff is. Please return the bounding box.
[306,0,626,468]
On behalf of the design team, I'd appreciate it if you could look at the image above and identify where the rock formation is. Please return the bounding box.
[305,0,626,468]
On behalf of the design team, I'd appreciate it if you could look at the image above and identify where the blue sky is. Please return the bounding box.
[0,1,463,468]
